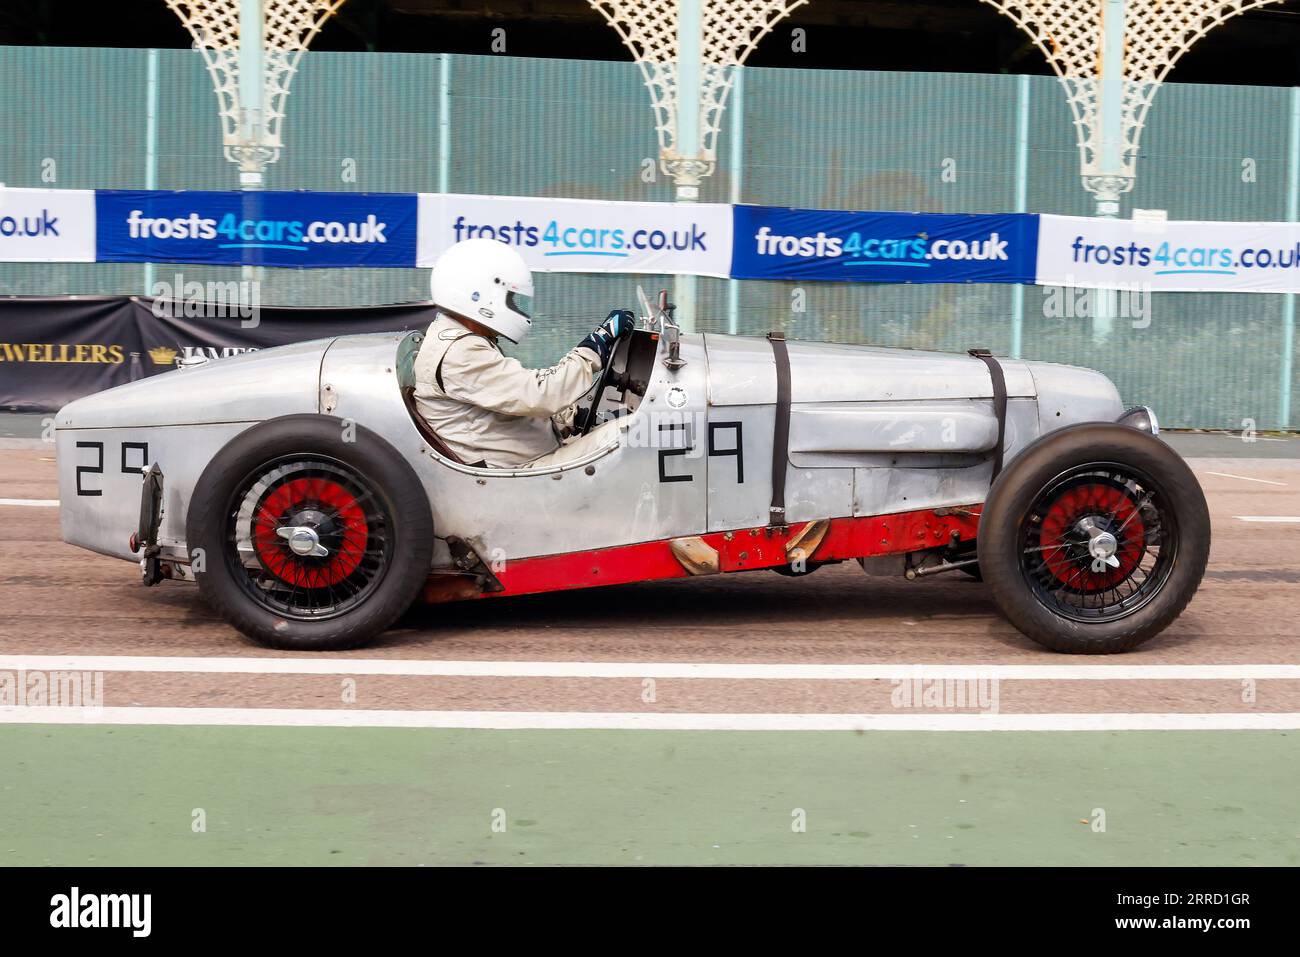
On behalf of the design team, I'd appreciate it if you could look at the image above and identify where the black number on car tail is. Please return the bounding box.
[657,421,693,483]
[121,441,149,475]
[75,441,104,496]
[708,421,744,483]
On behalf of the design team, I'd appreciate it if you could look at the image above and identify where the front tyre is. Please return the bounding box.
[187,414,434,650]
[977,423,1209,654]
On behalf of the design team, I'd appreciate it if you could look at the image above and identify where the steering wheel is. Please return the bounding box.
[578,328,634,436]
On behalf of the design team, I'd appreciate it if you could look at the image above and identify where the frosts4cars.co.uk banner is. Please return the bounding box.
[1036,214,1300,293]
[95,190,419,268]
[0,187,96,262]
[729,206,1040,284]
[415,193,735,277]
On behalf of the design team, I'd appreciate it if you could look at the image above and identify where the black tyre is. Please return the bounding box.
[187,414,434,650]
[977,423,1209,654]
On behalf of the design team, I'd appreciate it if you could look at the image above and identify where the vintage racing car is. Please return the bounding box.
[55,290,1210,654]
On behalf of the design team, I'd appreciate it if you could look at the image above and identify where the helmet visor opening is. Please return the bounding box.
[506,291,533,320]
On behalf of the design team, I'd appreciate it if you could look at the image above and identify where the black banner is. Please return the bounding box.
[0,865,1283,943]
[0,296,439,412]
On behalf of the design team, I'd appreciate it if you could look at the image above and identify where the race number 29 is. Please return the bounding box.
[75,440,150,496]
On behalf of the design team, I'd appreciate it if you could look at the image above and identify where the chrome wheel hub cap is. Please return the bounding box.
[1077,516,1121,573]
[276,524,328,558]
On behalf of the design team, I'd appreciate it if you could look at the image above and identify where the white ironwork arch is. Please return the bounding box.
[982,0,1289,212]
[590,0,808,192]
[165,0,346,185]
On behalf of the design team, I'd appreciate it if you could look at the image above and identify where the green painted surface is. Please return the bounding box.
[1,727,1297,866]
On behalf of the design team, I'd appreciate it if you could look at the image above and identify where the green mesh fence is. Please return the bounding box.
[0,46,1296,429]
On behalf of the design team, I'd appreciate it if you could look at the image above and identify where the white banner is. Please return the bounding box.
[0,187,95,262]
[416,192,733,277]
[1037,213,1300,293]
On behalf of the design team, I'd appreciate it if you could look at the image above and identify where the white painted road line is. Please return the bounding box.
[0,498,58,507]
[1234,516,1300,523]
[1,706,1298,731]
[1199,434,1290,443]
[4,655,1300,680]
[1204,471,1288,486]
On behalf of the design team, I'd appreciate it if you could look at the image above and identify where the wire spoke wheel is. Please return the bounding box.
[226,458,393,621]
[1018,463,1176,624]
[189,415,433,650]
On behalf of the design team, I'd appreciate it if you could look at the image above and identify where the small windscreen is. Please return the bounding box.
[506,291,533,319]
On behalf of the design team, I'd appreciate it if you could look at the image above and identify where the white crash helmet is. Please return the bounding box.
[429,238,534,343]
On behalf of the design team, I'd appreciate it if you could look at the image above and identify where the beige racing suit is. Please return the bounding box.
[413,312,622,469]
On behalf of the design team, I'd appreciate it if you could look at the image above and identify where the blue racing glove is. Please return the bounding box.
[578,309,636,365]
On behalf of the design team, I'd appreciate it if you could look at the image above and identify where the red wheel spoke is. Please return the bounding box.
[249,472,375,590]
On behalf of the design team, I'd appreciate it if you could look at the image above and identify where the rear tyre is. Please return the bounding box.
[977,423,1209,654]
[187,414,434,650]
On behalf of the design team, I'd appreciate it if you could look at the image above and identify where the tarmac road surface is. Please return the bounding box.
[1,432,1298,865]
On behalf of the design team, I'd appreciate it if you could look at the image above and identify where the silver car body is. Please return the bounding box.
[55,328,1124,575]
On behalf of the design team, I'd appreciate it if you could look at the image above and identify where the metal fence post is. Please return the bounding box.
[438,54,452,194]
[1011,72,1031,359]
[1281,86,1299,430]
[237,0,266,189]
[143,48,159,297]
[727,65,744,336]
[671,0,702,333]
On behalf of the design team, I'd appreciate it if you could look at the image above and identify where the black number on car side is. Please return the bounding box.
[75,441,104,497]
[708,421,744,483]
[74,440,150,495]
[657,422,693,483]
[121,442,150,475]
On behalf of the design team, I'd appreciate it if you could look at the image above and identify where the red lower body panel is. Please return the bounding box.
[421,505,982,604]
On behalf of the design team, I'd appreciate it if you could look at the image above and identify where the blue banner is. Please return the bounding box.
[95,190,419,268]
[730,206,1039,284]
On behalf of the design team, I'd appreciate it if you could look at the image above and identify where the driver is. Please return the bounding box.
[413,238,636,469]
